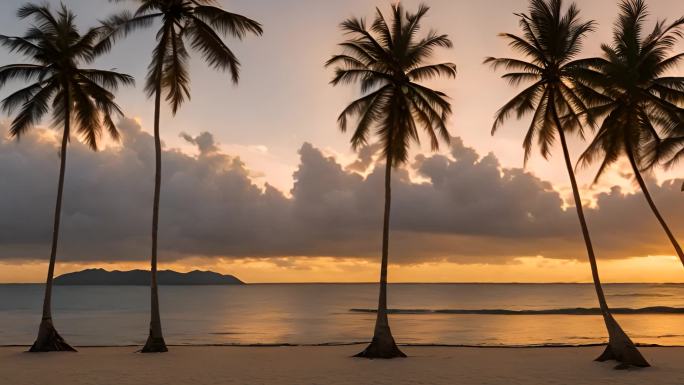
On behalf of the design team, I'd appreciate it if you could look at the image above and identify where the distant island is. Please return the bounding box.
[54,269,245,286]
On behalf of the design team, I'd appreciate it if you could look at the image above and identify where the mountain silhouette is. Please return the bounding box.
[54,269,244,285]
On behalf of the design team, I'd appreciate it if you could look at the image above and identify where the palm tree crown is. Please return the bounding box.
[485,0,595,163]
[0,3,133,148]
[577,0,684,178]
[97,0,263,113]
[326,3,457,166]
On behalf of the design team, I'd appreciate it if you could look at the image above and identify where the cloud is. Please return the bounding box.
[0,118,683,265]
[345,143,382,173]
[180,132,219,154]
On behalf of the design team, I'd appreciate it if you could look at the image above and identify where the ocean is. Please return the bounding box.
[1,283,683,347]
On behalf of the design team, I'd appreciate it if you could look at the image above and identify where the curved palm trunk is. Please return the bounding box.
[553,108,647,368]
[626,148,684,267]
[141,84,168,353]
[30,91,76,352]
[355,151,405,359]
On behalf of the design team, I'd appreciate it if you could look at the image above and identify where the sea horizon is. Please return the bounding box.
[4,281,684,285]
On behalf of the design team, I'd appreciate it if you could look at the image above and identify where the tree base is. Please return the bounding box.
[28,318,76,352]
[592,312,649,369]
[141,334,168,353]
[595,342,649,369]
[354,336,406,359]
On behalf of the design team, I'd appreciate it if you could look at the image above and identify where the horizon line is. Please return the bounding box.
[2,281,684,285]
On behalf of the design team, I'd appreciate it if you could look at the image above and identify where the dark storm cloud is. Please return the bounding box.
[0,119,682,264]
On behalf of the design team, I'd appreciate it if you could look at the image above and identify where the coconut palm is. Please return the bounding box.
[95,0,262,352]
[486,0,648,367]
[576,0,684,268]
[0,3,133,352]
[326,3,456,359]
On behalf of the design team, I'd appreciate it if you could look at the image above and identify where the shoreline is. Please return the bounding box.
[4,282,684,285]
[2,345,683,385]
[0,342,680,349]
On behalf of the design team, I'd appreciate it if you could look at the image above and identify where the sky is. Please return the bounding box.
[1,0,684,283]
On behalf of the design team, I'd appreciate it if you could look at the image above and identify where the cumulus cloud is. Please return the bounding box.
[180,131,220,154]
[345,143,382,173]
[0,118,683,265]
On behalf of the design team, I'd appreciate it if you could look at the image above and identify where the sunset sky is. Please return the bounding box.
[1,0,684,283]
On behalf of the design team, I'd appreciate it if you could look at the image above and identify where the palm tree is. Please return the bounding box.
[486,0,649,367]
[0,3,133,352]
[576,0,684,268]
[326,3,456,359]
[95,0,262,352]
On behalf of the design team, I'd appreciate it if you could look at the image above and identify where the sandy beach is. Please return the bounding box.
[0,345,682,385]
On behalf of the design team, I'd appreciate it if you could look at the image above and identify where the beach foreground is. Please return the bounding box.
[1,346,683,385]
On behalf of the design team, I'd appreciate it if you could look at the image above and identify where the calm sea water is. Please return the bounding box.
[1,283,683,347]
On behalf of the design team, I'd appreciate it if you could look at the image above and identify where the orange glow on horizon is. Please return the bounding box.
[0,255,681,284]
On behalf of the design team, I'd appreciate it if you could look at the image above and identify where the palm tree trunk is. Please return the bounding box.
[552,106,647,368]
[355,150,405,359]
[141,83,168,353]
[626,147,684,266]
[30,89,76,352]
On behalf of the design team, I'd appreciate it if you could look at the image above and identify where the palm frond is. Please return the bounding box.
[8,83,56,138]
[162,26,191,113]
[0,64,48,87]
[407,63,457,82]
[491,81,544,134]
[94,11,161,55]
[187,17,240,83]
[193,5,263,39]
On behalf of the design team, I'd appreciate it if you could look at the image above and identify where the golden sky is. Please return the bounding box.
[1,255,682,284]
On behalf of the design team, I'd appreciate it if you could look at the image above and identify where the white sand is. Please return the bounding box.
[1,346,683,385]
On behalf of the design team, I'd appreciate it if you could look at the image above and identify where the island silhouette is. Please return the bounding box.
[54,269,244,286]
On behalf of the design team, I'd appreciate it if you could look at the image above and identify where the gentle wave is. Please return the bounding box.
[349,306,684,315]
